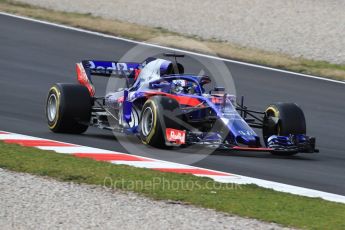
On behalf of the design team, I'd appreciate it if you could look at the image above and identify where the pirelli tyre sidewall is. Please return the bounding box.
[139,96,182,148]
[46,83,91,134]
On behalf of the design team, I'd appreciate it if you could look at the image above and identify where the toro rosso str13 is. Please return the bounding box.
[46,53,318,155]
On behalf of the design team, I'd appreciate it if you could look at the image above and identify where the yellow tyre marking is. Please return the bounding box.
[266,106,280,135]
[48,86,61,129]
[265,106,279,118]
[145,100,157,144]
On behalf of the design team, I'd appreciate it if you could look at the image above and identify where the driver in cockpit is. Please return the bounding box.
[171,80,200,95]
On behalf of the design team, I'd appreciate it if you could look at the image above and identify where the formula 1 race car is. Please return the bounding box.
[45,53,318,155]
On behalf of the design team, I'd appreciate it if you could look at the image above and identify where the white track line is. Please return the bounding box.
[0,134,44,140]
[0,12,344,85]
[1,130,345,204]
[206,175,345,204]
[37,146,116,154]
[110,160,197,169]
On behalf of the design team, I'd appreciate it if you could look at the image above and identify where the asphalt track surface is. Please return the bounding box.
[0,14,345,195]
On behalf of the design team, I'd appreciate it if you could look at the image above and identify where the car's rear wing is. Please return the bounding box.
[76,60,141,96]
[80,60,140,77]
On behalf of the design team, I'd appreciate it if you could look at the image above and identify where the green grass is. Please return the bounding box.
[0,141,345,229]
[1,0,345,80]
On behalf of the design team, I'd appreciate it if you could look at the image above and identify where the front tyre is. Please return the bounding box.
[139,96,182,148]
[46,83,91,134]
[263,102,306,156]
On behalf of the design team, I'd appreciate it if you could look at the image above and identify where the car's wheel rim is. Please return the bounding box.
[141,107,154,136]
[47,94,57,122]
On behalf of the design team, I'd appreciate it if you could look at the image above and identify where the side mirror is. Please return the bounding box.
[210,86,225,95]
[214,86,225,92]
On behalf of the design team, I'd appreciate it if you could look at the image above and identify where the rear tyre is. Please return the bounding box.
[139,96,182,148]
[263,103,306,156]
[46,83,91,133]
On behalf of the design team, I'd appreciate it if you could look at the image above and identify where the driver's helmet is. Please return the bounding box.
[171,79,200,95]
[171,79,185,94]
